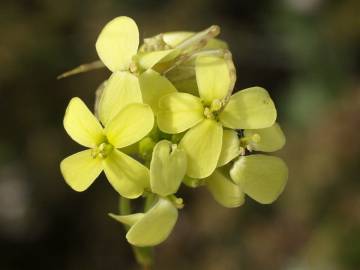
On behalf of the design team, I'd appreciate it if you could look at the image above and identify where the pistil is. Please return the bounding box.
[92,142,113,159]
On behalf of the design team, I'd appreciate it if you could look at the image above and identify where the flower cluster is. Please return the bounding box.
[60,17,288,248]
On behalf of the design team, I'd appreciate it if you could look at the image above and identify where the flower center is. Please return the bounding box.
[239,133,261,152]
[203,99,223,120]
[91,142,113,159]
[203,107,214,119]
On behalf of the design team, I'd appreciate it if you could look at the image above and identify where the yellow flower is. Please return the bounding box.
[110,198,178,247]
[60,97,154,199]
[206,125,288,206]
[96,16,179,73]
[92,17,179,126]
[58,16,179,79]
[157,56,277,178]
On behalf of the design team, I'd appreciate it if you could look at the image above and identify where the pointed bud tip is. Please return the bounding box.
[209,25,221,36]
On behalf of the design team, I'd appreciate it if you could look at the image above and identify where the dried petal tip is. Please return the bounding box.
[209,25,220,36]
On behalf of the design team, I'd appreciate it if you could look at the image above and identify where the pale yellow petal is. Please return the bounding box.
[217,129,241,167]
[138,69,177,114]
[195,56,230,104]
[157,92,204,134]
[60,149,103,192]
[180,119,223,178]
[105,103,154,148]
[219,87,277,129]
[103,149,149,199]
[150,141,187,196]
[94,80,107,119]
[244,123,286,152]
[230,155,288,204]
[109,213,144,227]
[165,64,198,95]
[63,97,104,148]
[206,169,245,208]
[137,49,180,70]
[95,16,139,71]
[98,71,142,126]
[205,38,228,50]
[126,198,178,247]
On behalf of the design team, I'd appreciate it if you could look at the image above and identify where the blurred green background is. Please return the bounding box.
[1,0,360,269]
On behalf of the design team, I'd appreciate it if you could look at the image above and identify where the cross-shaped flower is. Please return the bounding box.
[157,55,277,178]
[60,96,154,199]
[110,197,178,247]
[206,124,288,207]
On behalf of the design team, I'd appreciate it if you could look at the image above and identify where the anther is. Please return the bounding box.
[92,142,113,159]
[204,107,214,119]
[211,99,222,112]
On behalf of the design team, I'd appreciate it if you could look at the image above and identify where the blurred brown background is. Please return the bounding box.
[0,0,360,269]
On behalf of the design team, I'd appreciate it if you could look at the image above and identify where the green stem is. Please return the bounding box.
[57,60,104,79]
[119,196,154,269]
[132,246,154,270]
[144,193,156,212]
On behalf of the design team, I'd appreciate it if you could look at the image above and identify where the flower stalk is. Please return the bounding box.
[119,196,154,269]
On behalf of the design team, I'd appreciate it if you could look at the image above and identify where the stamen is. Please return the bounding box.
[129,62,138,73]
[168,195,184,209]
[239,133,261,153]
[171,143,178,153]
[239,146,246,156]
[204,107,214,119]
[211,99,222,112]
[92,142,113,159]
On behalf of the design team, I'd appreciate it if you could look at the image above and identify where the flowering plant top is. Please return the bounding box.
[59,16,288,267]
